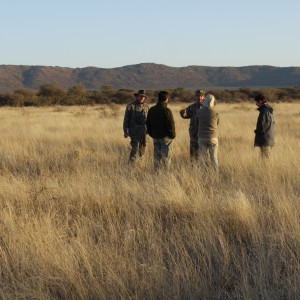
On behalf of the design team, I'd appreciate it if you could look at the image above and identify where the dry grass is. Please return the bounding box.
[0,102,299,299]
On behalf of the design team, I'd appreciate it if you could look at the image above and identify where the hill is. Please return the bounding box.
[0,63,300,93]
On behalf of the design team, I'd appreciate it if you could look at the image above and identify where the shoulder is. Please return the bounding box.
[126,101,138,109]
[187,103,197,111]
[166,107,174,116]
[126,101,134,107]
[148,105,157,114]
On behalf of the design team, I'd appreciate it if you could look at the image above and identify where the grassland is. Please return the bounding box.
[0,102,299,299]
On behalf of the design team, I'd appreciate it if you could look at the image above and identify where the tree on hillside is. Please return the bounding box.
[38,84,66,105]
[98,85,117,104]
[14,88,37,106]
[112,90,133,104]
[65,84,89,105]
[171,88,193,102]
[67,84,86,96]
[38,84,66,97]
[101,85,116,96]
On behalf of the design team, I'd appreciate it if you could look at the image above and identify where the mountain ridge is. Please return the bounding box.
[0,63,300,93]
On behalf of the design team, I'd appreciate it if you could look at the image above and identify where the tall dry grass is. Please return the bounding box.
[0,103,299,299]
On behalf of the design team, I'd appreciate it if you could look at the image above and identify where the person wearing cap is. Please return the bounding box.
[179,89,206,162]
[253,93,275,158]
[123,89,149,164]
[146,91,176,171]
[195,94,219,171]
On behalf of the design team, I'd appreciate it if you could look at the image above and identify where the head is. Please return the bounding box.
[201,94,216,108]
[195,89,206,104]
[254,94,266,107]
[134,89,147,103]
[158,90,169,102]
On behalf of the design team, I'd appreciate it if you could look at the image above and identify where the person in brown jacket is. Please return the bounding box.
[195,94,219,170]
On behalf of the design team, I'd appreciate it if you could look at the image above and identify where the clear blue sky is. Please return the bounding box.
[1,0,299,68]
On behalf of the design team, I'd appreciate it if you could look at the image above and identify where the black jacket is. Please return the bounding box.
[254,104,275,146]
[146,101,176,139]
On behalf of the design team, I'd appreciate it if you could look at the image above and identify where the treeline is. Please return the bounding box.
[0,84,299,107]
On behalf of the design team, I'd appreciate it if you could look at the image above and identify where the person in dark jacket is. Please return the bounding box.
[146,91,176,170]
[254,94,275,158]
[123,90,149,164]
[179,89,206,162]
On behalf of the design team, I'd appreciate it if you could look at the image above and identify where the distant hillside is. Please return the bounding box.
[0,63,300,93]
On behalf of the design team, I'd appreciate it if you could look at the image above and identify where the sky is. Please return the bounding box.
[1,0,300,69]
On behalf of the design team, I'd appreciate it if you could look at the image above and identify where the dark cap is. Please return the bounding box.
[254,94,266,102]
[134,89,147,97]
[158,90,169,102]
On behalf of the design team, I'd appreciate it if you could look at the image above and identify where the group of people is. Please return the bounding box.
[123,88,275,171]
[123,90,175,170]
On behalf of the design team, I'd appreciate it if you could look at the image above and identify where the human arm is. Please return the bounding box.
[146,112,152,138]
[180,108,188,119]
[123,105,131,138]
[254,110,264,134]
[166,109,176,139]
[261,111,273,133]
[179,105,192,119]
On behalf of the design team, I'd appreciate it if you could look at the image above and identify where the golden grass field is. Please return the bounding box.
[0,102,299,299]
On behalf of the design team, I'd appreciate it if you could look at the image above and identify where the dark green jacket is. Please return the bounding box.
[146,101,176,139]
[254,104,275,146]
[181,102,203,138]
[123,100,149,138]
